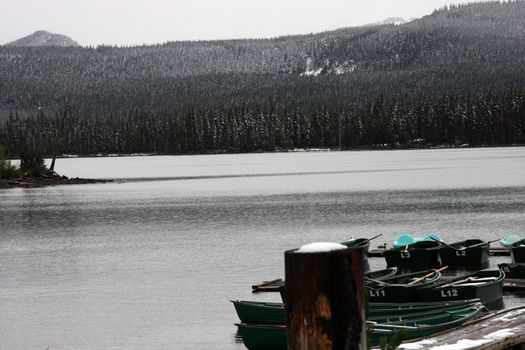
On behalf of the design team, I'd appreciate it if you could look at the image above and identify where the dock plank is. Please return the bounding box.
[251,278,284,293]
[398,306,525,349]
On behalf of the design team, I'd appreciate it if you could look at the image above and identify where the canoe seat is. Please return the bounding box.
[470,277,497,281]
[376,324,419,330]
[455,282,487,286]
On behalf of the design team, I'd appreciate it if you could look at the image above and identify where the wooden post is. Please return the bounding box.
[285,244,366,350]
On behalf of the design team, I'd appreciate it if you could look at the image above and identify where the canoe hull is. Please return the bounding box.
[439,240,489,270]
[236,306,482,350]
[367,284,426,303]
[511,246,525,263]
[383,241,441,271]
[232,300,285,325]
[366,270,441,303]
[233,299,482,325]
[418,269,504,308]
[498,263,525,279]
[342,238,371,272]
[368,299,481,317]
[236,324,286,350]
[370,306,482,347]
[364,267,398,281]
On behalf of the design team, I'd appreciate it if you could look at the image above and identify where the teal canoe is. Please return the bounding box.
[383,240,441,271]
[366,269,442,303]
[500,234,525,263]
[393,233,443,248]
[500,233,525,248]
[235,304,483,350]
[438,239,490,270]
[418,269,504,309]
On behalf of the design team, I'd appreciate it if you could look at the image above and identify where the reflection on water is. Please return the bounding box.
[1,148,525,349]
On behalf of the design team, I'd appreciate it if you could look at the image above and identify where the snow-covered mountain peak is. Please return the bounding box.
[5,30,80,47]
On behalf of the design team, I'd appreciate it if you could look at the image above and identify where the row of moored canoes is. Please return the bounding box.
[233,298,486,349]
[383,237,491,271]
[383,234,525,272]
[233,233,525,350]
[234,266,499,349]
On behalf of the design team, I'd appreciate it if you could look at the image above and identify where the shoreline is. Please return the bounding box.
[33,143,525,160]
[0,174,109,189]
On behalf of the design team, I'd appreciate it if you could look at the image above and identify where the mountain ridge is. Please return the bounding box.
[5,30,80,47]
[0,1,524,114]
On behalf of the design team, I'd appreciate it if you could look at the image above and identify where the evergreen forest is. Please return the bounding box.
[1,1,525,156]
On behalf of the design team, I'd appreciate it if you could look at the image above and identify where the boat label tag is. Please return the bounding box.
[369,289,386,298]
[440,289,459,298]
[400,252,411,258]
[455,250,467,257]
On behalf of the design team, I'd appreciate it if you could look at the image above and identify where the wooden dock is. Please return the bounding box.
[397,305,525,349]
[368,247,510,258]
[504,279,525,291]
[251,278,284,293]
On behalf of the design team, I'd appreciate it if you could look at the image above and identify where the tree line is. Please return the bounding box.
[1,90,523,157]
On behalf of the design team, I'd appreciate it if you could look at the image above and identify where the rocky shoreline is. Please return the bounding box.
[0,174,109,189]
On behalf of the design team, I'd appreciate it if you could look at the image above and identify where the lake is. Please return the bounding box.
[1,147,525,349]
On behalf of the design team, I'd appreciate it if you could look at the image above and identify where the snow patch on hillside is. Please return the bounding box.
[301,57,357,76]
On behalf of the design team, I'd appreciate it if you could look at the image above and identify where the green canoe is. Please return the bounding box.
[279,267,397,302]
[498,262,525,279]
[510,242,525,264]
[368,302,483,324]
[500,233,524,248]
[341,237,371,255]
[500,234,525,263]
[366,269,442,303]
[235,304,483,350]
[368,299,482,317]
[341,237,371,272]
[383,240,441,271]
[236,323,286,350]
[438,239,490,270]
[364,267,398,281]
[232,299,482,325]
[232,300,285,325]
[369,303,483,347]
[418,269,504,309]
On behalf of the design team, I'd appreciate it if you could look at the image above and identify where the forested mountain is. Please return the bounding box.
[1,1,525,156]
[6,30,80,48]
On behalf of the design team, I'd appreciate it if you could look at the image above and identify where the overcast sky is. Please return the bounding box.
[2,0,492,46]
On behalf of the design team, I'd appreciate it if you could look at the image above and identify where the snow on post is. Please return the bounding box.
[296,242,347,253]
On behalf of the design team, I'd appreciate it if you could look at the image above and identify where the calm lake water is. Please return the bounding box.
[1,147,525,349]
